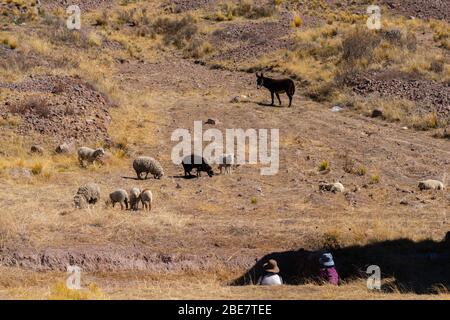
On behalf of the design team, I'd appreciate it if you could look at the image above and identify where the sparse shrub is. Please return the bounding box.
[87,32,102,46]
[184,39,213,58]
[93,10,109,26]
[251,197,257,204]
[306,82,335,102]
[430,60,444,73]
[212,1,273,21]
[322,230,340,249]
[356,166,366,176]
[433,128,450,140]
[26,97,51,118]
[318,160,330,172]
[64,104,76,115]
[342,29,380,64]
[117,9,137,26]
[246,5,273,19]
[8,97,50,118]
[343,156,355,174]
[405,33,417,52]
[0,114,22,127]
[1,36,18,49]
[51,82,65,94]
[7,102,27,115]
[370,174,380,184]
[30,161,43,175]
[381,29,402,46]
[274,0,282,6]
[153,15,198,49]
[293,15,302,28]
[410,112,440,130]
[114,136,129,151]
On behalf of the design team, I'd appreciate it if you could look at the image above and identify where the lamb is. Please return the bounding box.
[74,183,100,209]
[218,153,234,175]
[182,154,214,177]
[109,189,129,210]
[129,187,141,211]
[133,156,164,180]
[77,147,105,167]
[418,179,445,191]
[140,189,153,211]
[319,182,345,193]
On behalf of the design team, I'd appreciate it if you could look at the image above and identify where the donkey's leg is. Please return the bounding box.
[276,93,282,106]
[270,91,274,106]
[288,94,292,107]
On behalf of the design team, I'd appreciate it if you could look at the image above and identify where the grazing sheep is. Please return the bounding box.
[109,189,129,210]
[218,153,234,175]
[319,182,345,193]
[74,183,100,209]
[78,147,105,167]
[418,179,445,191]
[133,156,164,180]
[129,187,141,211]
[140,189,153,211]
[30,144,44,155]
[55,142,74,154]
[182,154,214,177]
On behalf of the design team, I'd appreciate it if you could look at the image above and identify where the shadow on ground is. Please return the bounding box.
[231,232,450,294]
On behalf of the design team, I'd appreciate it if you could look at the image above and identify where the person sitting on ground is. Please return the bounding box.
[257,259,283,285]
[319,253,339,285]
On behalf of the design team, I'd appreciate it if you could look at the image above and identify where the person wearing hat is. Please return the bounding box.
[257,259,283,285]
[319,253,339,285]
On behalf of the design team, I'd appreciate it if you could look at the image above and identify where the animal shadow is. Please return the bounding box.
[257,102,285,108]
[170,175,198,180]
[121,176,140,180]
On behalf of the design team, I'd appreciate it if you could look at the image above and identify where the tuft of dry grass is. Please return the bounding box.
[48,282,105,300]
[292,15,303,28]
[318,160,330,172]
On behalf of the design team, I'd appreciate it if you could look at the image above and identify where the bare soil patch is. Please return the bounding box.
[0,245,254,272]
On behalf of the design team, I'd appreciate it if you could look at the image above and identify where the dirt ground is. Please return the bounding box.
[0,0,449,299]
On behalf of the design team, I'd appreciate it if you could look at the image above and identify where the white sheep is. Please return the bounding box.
[218,153,235,175]
[77,147,105,167]
[129,187,141,211]
[109,189,129,210]
[418,179,445,191]
[419,173,447,191]
[74,183,100,209]
[319,182,345,193]
[133,156,164,180]
[140,189,153,212]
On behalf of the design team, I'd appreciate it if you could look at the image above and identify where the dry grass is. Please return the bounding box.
[351,97,447,130]
[0,268,448,300]
[0,1,449,300]
[209,0,274,21]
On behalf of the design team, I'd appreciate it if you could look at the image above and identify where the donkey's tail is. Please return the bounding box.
[289,80,296,96]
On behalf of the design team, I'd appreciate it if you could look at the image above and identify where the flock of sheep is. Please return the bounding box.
[73,147,236,212]
[73,144,446,212]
